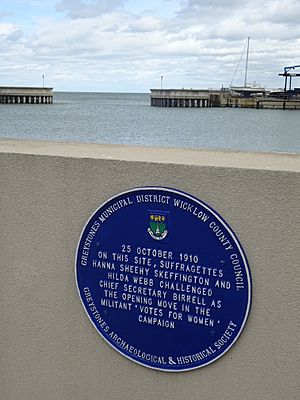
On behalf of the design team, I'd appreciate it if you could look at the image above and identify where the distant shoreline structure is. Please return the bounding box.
[0,86,53,104]
[150,87,300,110]
[151,38,300,110]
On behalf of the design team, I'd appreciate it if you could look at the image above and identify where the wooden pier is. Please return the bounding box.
[0,86,53,104]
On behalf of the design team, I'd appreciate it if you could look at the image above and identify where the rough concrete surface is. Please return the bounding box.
[0,139,299,400]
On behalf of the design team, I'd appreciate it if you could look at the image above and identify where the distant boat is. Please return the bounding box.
[230,37,266,96]
[230,84,266,97]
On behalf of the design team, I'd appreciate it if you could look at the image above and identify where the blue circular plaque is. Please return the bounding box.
[75,187,251,371]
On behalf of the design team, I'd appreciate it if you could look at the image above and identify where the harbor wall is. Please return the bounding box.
[0,87,53,104]
[0,139,299,400]
[150,89,300,109]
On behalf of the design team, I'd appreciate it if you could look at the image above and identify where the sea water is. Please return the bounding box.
[0,91,299,153]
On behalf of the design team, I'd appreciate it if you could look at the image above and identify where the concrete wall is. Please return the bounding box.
[0,87,53,104]
[1,139,299,400]
[0,87,53,96]
[150,89,300,109]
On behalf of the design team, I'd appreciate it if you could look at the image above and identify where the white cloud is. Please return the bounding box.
[0,22,20,36]
[126,15,165,32]
[55,0,124,19]
[0,0,299,91]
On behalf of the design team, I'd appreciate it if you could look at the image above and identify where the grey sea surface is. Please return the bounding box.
[0,91,299,153]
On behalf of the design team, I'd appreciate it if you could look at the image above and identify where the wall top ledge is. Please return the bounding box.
[0,139,299,173]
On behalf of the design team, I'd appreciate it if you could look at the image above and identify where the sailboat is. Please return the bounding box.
[230,37,266,97]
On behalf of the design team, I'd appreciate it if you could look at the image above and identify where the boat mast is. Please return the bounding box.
[244,37,250,87]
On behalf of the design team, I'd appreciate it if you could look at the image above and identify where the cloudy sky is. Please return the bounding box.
[1,0,299,92]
